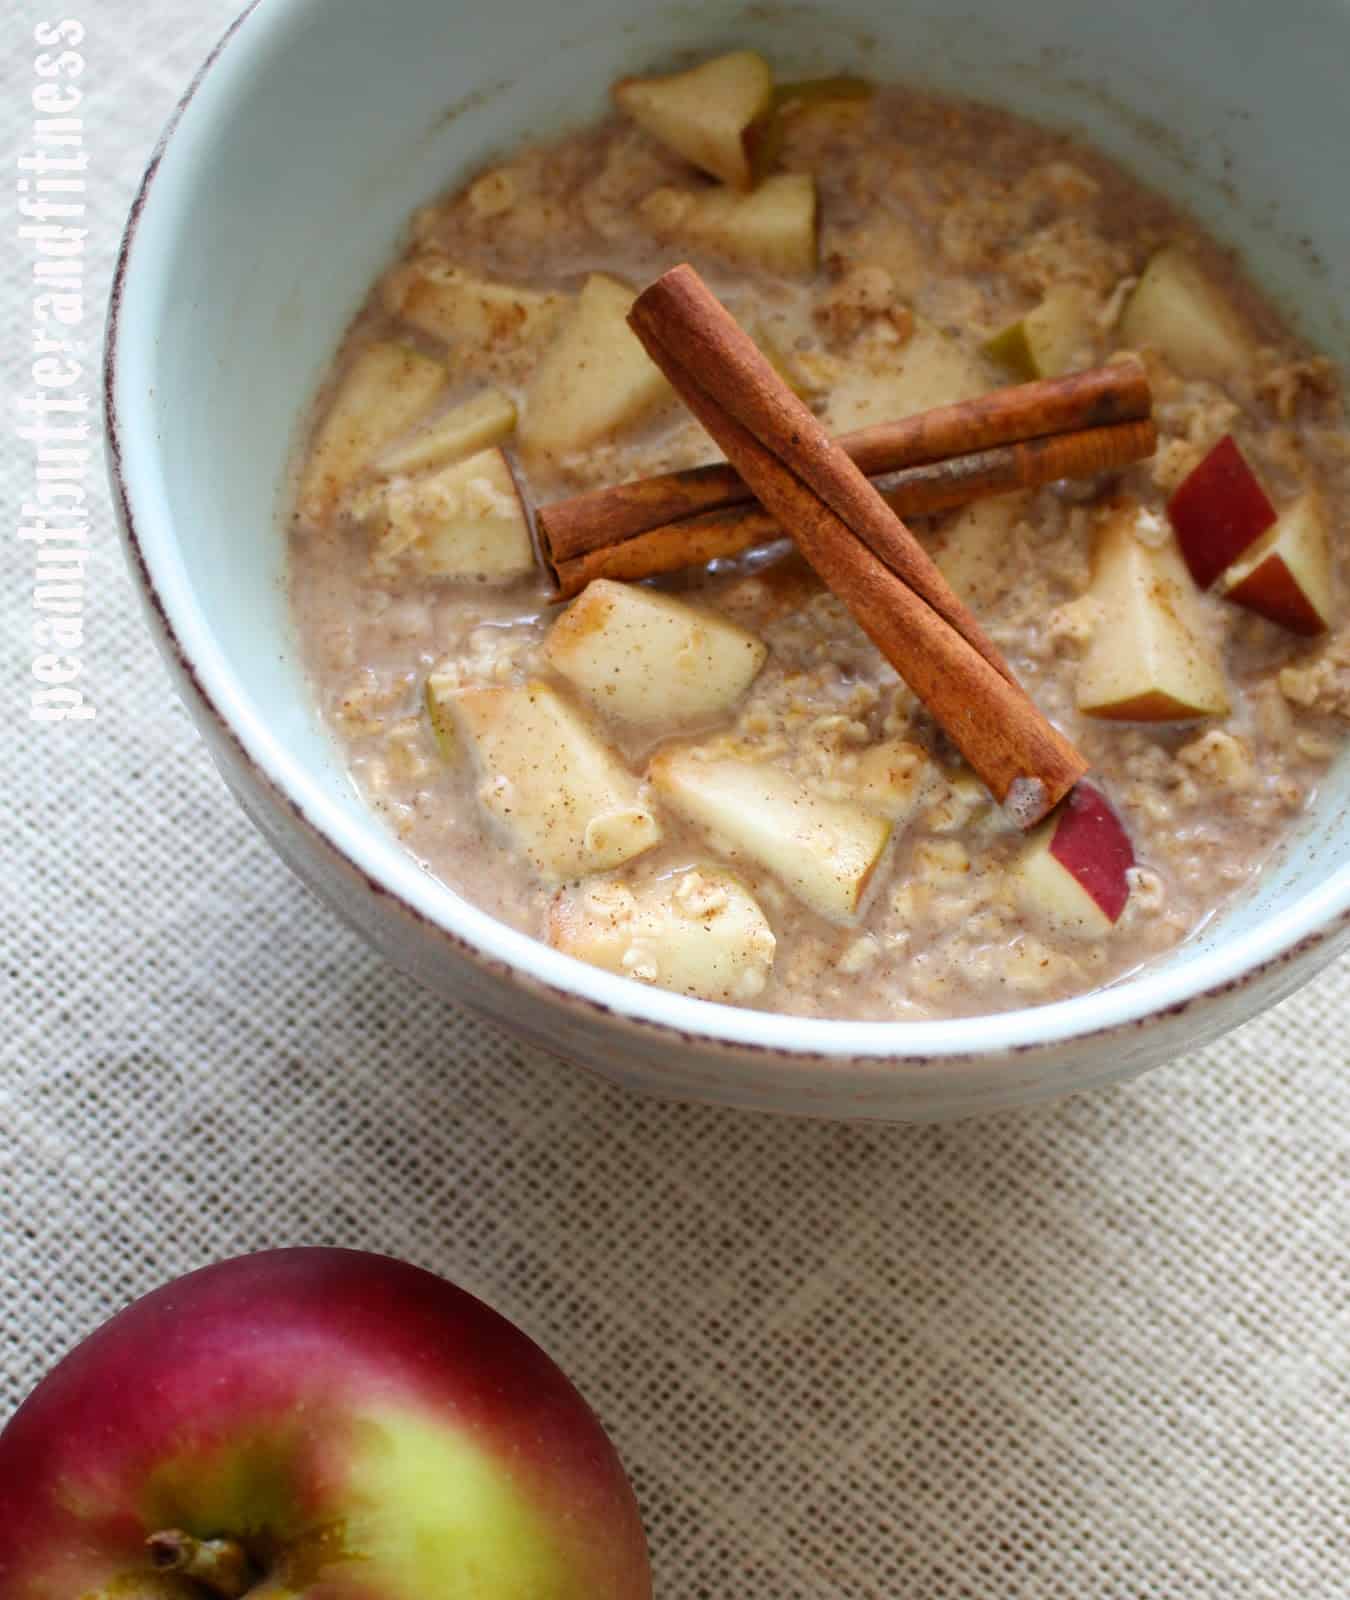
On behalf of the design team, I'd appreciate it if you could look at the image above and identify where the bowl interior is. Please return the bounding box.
[113,0,1350,1056]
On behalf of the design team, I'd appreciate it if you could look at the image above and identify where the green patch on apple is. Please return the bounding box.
[139,1427,312,1552]
[343,1409,568,1596]
[981,286,1096,381]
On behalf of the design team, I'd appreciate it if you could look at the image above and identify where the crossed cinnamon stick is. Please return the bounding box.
[612,265,1114,827]
[539,354,1154,599]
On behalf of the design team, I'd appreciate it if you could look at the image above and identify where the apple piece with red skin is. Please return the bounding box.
[0,1248,651,1600]
[1221,491,1334,636]
[1167,434,1277,589]
[1049,784,1136,922]
[1013,782,1135,937]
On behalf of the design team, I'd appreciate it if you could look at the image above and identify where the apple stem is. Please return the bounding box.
[146,1531,254,1599]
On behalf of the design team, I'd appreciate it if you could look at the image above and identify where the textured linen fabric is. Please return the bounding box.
[2,6,1347,1595]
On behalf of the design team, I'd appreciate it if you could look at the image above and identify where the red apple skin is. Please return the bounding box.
[1225,553,1328,636]
[1167,434,1277,589]
[0,1249,651,1600]
[1049,783,1135,923]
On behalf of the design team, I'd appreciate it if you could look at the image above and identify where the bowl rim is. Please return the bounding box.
[105,0,1350,1076]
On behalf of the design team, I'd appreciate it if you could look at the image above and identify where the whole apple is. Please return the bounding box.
[0,1248,651,1599]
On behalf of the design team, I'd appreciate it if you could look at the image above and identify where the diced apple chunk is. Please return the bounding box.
[929,495,1025,612]
[383,256,567,351]
[519,274,674,461]
[1118,245,1255,380]
[640,173,818,276]
[424,668,461,762]
[982,285,1097,380]
[298,342,447,522]
[649,749,891,922]
[849,739,938,822]
[822,316,989,432]
[446,681,662,880]
[614,50,773,189]
[377,389,517,476]
[1222,492,1334,636]
[1167,434,1277,588]
[1012,783,1135,938]
[1077,503,1230,721]
[549,869,776,1002]
[545,579,767,726]
[370,448,534,582]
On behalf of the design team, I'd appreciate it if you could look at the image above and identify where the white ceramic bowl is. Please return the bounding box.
[108,0,1350,1120]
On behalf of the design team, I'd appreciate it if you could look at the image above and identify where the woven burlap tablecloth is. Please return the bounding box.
[3,6,1347,1594]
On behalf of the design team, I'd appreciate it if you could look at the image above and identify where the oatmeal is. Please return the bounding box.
[287,53,1350,1019]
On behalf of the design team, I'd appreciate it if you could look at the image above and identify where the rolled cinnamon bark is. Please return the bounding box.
[551,418,1157,597]
[537,357,1151,568]
[626,264,1089,826]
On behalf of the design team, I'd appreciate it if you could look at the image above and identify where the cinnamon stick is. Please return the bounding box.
[538,356,1151,567]
[552,417,1157,597]
[626,265,1089,826]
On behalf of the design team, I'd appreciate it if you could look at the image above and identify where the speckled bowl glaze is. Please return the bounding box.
[107,0,1350,1119]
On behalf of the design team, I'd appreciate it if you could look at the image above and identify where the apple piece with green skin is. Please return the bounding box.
[1077,501,1230,722]
[613,51,773,189]
[0,1249,651,1600]
[1013,782,1135,937]
[639,172,818,277]
[1221,491,1334,635]
[1117,245,1256,381]
[1167,434,1277,589]
[981,285,1097,381]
